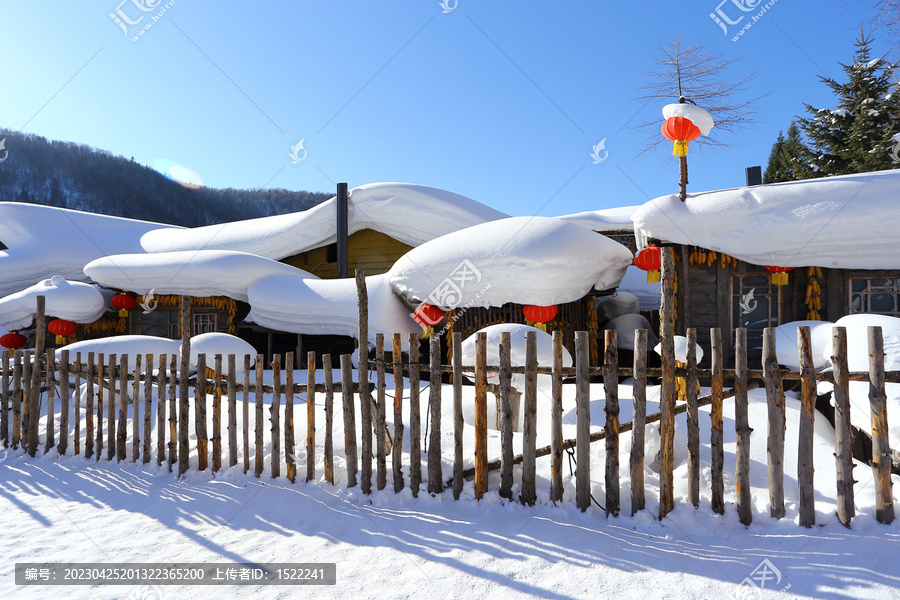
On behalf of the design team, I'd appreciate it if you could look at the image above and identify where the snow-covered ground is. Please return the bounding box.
[2,371,900,599]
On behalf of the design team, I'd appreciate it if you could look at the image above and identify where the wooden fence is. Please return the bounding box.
[0,325,896,528]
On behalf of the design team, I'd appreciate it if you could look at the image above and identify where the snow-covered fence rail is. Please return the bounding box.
[0,324,896,529]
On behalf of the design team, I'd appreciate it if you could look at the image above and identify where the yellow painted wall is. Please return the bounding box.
[282,228,414,278]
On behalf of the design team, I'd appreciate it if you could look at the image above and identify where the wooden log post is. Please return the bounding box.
[409,334,422,497]
[630,329,647,516]
[22,351,31,451]
[498,331,514,500]
[375,335,387,491]
[392,334,404,493]
[59,350,70,455]
[831,326,855,527]
[323,354,334,485]
[520,331,538,506]
[255,355,264,478]
[868,326,894,525]
[428,334,443,495]
[356,269,372,494]
[306,350,316,483]
[96,353,105,461]
[212,354,223,472]
[601,330,618,516]
[168,354,177,469]
[685,329,700,508]
[550,331,564,503]
[178,297,191,476]
[12,352,22,450]
[735,328,752,526]
[798,326,817,528]
[195,354,208,471]
[127,354,139,462]
[270,354,281,479]
[227,354,237,468]
[762,328,786,519]
[1,351,8,448]
[285,352,297,483]
[575,331,592,512]
[131,355,142,462]
[452,332,463,500]
[157,354,167,466]
[243,355,250,474]
[142,354,153,463]
[659,247,676,519]
[28,295,46,457]
[474,332,488,499]
[111,353,120,462]
[73,352,82,456]
[43,350,55,454]
[84,352,94,458]
[341,353,358,488]
[710,328,725,516]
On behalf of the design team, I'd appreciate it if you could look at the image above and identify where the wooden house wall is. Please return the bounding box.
[282,228,414,278]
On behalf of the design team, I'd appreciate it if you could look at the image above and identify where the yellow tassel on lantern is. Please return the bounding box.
[673,140,689,157]
[646,270,661,283]
[118,309,128,317]
[771,272,789,286]
[55,335,64,345]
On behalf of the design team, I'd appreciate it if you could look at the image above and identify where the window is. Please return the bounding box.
[193,312,217,336]
[731,275,782,358]
[849,277,900,316]
[134,309,179,339]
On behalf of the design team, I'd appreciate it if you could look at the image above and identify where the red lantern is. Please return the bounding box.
[523,305,558,331]
[48,319,77,344]
[111,293,138,317]
[634,246,662,283]
[764,266,795,286]
[661,116,701,157]
[413,304,444,327]
[0,332,27,356]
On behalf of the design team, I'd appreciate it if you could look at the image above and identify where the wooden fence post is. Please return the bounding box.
[227,354,237,468]
[323,354,334,485]
[631,329,647,515]
[196,354,208,471]
[157,354,167,466]
[341,353,358,488]
[762,328,786,519]
[74,352,82,456]
[22,350,31,452]
[242,355,250,474]
[601,330,618,516]
[178,296,191,476]
[110,353,119,462]
[12,352,22,450]
[868,326,894,525]
[710,328,725,516]
[392,334,404,493]
[59,350,70,456]
[474,332,488,499]
[798,326,816,528]
[212,354,222,472]
[255,354,264,478]
[270,354,281,479]
[685,329,700,508]
[575,330,592,512]
[84,352,94,458]
[285,352,296,483]
[1,352,8,448]
[306,350,316,483]
[356,270,371,493]
[168,354,177,469]
[659,246,676,519]
[520,331,537,506]
[498,331,514,500]
[97,353,105,461]
[43,350,55,454]
[128,354,139,462]
[550,331,564,503]
[452,332,463,499]
[375,335,387,491]
[409,334,422,497]
[28,295,46,457]
[735,328,752,526]
[428,334,443,495]
[142,354,152,463]
[831,326,855,527]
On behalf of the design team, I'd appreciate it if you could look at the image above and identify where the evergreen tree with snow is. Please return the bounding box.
[763,122,815,183]
[798,29,900,175]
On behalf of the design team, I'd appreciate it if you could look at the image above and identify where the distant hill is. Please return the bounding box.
[0,129,331,227]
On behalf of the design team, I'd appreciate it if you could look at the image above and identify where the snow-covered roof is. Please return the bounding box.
[556,206,640,232]
[0,276,106,331]
[633,169,900,269]
[83,250,317,303]
[388,217,633,309]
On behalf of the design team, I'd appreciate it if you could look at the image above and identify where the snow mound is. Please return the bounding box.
[139,182,508,259]
[388,217,632,309]
[774,320,834,370]
[0,276,106,330]
[821,313,900,371]
[57,335,182,367]
[633,170,900,269]
[84,250,316,303]
[605,314,658,351]
[654,335,704,364]
[246,274,418,348]
[596,292,640,322]
[189,333,257,374]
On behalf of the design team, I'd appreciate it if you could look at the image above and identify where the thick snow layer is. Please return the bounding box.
[139,183,508,260]
[605,313,658,350]
[0,276,106,330]
[662,103,715,136]
[57,335,182,367]
[616,266,661,311]
[189,333,257,374]
[822,313,900,372]
[633,170,900,269]
[774,320,834,370]
[654,335,704,364]
[84,250,316,302]
[555,206,640,232]
[458,324,573,430]
[596,292,641,322]
[246,274,418,347]
[389,217,633,309]
[0,202,179,297]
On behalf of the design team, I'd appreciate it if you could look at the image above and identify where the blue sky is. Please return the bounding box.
[0,1,891,217]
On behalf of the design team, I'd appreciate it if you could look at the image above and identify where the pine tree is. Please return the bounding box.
[798,29,900,175]
[763,122,815,183]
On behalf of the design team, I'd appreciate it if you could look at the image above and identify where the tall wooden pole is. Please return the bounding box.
[659,247,676,518]
[178,296,191,476]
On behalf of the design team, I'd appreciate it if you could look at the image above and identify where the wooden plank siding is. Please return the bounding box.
[282,228,414,278]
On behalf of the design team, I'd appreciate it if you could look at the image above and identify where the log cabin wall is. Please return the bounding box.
[282,228,414,278]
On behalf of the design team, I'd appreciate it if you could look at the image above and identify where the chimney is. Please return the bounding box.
[336,182,349,279]
[745,166,762,186]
